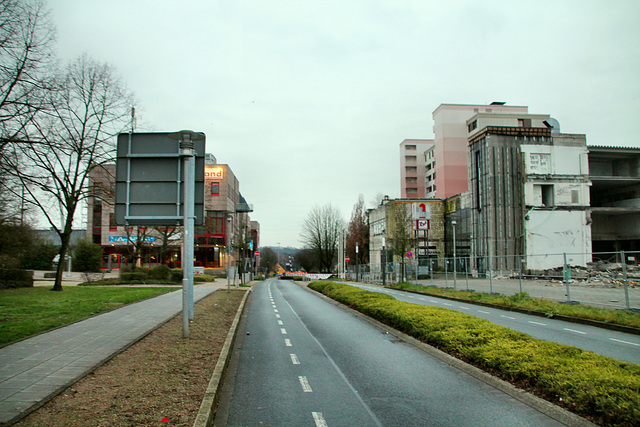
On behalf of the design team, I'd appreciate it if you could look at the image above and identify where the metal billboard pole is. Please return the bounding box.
[169,131,204,337]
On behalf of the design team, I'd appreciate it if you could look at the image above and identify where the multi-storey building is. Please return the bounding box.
[400,139,434,198]
[87,155,258,272]
[587,146,640,254]
[368,197,445,273]
[467,113,592,271]
[432,103,529,198]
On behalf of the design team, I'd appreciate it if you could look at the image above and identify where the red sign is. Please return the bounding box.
[416,219,431,230]
[255,251,260,257]
[406,252,413,259]
[345,256,350,262]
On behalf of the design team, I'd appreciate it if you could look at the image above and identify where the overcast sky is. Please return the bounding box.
[50,0,640,248]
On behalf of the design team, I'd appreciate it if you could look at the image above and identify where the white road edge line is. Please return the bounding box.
[312,412,328,427]
[299,376,313,392]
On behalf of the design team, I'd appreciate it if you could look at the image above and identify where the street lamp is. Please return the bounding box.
[452,220,457,290]
[381,233,386,287]
[355,242,359,282]
[226,214,233,292]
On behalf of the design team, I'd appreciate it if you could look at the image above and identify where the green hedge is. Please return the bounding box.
[0,269,34,289]
[120,272,149,282]
[391,282,640,330]
[309,281,640,426]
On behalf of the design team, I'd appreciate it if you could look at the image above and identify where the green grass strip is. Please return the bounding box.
[310,281,640,426]
[390,281,640,330]
[0,286,176,346]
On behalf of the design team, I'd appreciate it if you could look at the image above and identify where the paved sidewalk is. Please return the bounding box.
[0,282,226,425]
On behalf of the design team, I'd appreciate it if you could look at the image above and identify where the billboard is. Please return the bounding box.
[114,132,205,226]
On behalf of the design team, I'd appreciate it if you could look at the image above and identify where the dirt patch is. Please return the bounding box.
[16,289,247,427]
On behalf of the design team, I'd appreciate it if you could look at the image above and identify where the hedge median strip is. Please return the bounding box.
[389,281,640,330]
[308,281,640,426]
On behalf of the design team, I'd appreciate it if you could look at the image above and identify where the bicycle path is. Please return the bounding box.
[0,282,224,425]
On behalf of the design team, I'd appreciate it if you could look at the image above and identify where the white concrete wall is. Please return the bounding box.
[526,210,592,269]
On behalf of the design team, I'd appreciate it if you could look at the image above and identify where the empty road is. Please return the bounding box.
[215,279,570,426]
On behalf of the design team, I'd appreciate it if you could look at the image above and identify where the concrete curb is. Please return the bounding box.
[193,286,253,427]
[299,281,597,427]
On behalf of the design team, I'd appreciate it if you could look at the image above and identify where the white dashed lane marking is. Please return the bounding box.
[564,328,587,335]
[284,339,292,347]
[312,412,328,427]
[528,321,547,326]
[299,376,313,392]
[290,354,300,365]
[280,328,287,335]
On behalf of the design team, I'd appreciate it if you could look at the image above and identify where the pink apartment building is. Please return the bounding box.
[431,103,529,198]
[400,139,434,198]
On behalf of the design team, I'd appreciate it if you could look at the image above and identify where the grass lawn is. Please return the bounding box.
[0,286,177,346]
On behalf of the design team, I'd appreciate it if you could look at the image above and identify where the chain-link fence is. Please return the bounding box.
[345,250,640,311]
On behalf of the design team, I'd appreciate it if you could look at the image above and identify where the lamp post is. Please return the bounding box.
[381,235,386,287]
[226,214,232,292]
[452,220,457,290]
[355,242,359,282]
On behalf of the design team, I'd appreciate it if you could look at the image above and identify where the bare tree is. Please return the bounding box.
[258,247,278,275]
[389,203,413,280]
[0,0,55,222]
[300,203,344,273]
[346,194,369,265]
[4,54,134,291]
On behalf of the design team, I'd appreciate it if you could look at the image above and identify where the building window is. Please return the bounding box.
[407,188,417,194]
[541,185,554,206]
[405,145,416,150]
[109,213,117,231]
[406,166,417,173]
[468,120,477,132]
[406,177,417,183]
[571,190,579,204]
[405,155,417,161]
[211,182,220,196]
[518,118,532,128]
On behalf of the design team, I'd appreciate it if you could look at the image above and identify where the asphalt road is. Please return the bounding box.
[215,279,566,426]
[352,283,640,364]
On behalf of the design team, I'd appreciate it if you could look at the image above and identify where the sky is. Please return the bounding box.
[49,0,640,248]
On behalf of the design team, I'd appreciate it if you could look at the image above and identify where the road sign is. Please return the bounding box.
[345,256,350,262]
[114,132,205,226]
[255,251,260,257]
[416,219,431,230]
[406,252,413,258]
[412,202,431,220]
